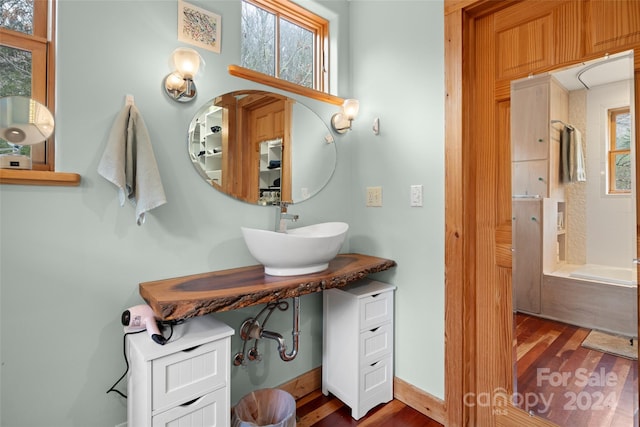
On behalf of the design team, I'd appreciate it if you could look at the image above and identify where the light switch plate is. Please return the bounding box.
[410,184,423,207]
[366,186,382,207]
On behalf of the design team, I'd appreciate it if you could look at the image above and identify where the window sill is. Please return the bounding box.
[228,65,344,106]
[0,169,81,186]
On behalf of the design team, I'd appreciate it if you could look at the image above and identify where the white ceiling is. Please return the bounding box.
[552,50,634,91]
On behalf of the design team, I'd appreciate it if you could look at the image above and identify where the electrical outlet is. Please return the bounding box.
[410,184,423,207]
[366,186,382,207]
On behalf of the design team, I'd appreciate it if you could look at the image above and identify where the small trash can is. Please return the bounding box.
[232,388,296,427]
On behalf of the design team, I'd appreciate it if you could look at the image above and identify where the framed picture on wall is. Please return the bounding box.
[178,1,221,53]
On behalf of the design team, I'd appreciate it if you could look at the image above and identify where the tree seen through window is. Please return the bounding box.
[241,0,326,91]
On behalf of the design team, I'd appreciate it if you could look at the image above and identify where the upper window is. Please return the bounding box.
[1,0,55,170]
[241,0,328,92]
[607,107,631,194]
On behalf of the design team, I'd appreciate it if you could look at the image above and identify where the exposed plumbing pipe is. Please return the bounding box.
[246,297,300,362]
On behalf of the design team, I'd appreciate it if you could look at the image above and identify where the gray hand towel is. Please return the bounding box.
[98,103,167,225]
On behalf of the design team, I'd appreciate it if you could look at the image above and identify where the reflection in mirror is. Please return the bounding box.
[511,51,638,426]
[188,90,336,206]
[0,96,54,170]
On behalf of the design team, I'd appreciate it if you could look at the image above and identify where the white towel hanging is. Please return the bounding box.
[98,100,167,225]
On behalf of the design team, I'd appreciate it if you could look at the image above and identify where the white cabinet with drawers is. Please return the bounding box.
[126,315,234,427]
[322,279,396,420]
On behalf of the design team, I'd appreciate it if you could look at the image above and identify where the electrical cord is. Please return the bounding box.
[106,330,143,399]
[106,321,180,398]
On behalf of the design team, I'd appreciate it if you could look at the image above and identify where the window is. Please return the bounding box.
[241,0,328,92]
[607,107,631,194]
[1,0,55,170]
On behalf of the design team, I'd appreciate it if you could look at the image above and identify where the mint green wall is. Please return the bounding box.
[348,0,446,398]
[0,1,444,426]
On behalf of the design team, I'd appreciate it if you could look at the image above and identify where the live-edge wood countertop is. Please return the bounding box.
[140,253,396,321]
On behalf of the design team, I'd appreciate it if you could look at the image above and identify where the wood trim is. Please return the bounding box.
[278,367,322,400]
[0,169,80,186]
[394,377,446,425]
[228,65,345,106]
[495,405,559,427]
[278,369,447,425]
[33,0,48,39]
[46,0,57,172]
[444,6,470,427]
[444,0,476,15]
[445,0,640,426]
[608,107,632,194]
[1,0,56,171]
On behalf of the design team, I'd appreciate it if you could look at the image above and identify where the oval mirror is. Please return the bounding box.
[188,90,336,206]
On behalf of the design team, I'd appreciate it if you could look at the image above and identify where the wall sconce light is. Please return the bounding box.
[163,47,204,103]
[331,99,360,134]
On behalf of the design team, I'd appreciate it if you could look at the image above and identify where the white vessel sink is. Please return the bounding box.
[241,222,349,276]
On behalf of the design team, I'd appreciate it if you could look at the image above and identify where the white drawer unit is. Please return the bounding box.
[127,315,234,427]
[322,279,396,420]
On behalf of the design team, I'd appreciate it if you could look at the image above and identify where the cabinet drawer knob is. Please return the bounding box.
[537,138,544,142]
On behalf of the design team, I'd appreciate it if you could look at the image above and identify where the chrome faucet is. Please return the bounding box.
[277,202,299,232]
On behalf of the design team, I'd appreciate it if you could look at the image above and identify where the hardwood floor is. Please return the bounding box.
[295,390,443,427]
[515,313,638,427]
[290,312,637,426]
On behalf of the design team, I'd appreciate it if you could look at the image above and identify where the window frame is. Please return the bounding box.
[241,0,329,93]
[0,0,77,185]
[607,106,632,195]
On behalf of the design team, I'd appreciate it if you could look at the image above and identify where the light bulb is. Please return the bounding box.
[342,99,360,120]
[165,72,186,92]
[170,47,203,79]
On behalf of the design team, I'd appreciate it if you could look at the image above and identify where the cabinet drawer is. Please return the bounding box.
[360,323,393,366]
[153,339,228,411]
[359,355,393,411]
[359,291,393,330]
[152,387,228,427]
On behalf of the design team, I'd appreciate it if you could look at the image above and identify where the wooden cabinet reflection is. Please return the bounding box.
[209,92,293,204]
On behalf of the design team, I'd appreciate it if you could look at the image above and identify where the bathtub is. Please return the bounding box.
[538,264,638,337]
[569,264,637,286]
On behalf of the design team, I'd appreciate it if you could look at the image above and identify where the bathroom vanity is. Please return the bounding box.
[134,253,396,426]
[139,253,396,320]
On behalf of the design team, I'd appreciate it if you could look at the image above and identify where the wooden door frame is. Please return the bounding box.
[444,1,640,426]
